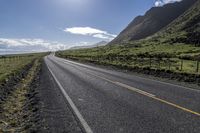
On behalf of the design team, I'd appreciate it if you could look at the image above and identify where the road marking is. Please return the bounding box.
[91,73,156,97]
[89,72,200,117]
[57,57,200,93]
[51,56,200,117]
[152,97,200,117]
[45,58,93,133]
[115,82,156,97]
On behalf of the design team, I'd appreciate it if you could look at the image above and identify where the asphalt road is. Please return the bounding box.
[44,54,200,133]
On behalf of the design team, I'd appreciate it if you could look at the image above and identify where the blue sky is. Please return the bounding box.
[0,0,181,52]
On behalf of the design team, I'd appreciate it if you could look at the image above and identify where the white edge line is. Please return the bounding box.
[45,57,93,133]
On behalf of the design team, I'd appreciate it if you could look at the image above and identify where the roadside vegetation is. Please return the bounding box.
[0,53,47,132]
[56,43,200,74]
[56,44,200,84]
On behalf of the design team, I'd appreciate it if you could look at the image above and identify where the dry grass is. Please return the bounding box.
[0,59,41,132]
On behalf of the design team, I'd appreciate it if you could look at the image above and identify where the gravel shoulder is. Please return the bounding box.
[37,60,83,133]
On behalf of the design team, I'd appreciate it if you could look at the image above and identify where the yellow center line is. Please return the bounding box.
[152,97,200,117]
[60,59,200,117]
[89,73,200,117]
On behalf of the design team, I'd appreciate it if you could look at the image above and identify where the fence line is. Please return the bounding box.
[62,54,200,74]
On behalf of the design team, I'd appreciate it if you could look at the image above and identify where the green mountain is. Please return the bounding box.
[109,0,197,45]
[149,0,200,46]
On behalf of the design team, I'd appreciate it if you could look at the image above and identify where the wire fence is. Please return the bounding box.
[63,55,200,74]
[0,55,34,63]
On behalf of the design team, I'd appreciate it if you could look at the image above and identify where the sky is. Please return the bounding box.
[0,0,182,53]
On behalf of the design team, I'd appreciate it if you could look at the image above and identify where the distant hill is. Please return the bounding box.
[70,41,108,50]
[109,0,197,45]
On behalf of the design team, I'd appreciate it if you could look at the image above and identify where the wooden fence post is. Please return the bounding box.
[149,57,152,68]
[180,60,183,71]
[168,58,171,70]
[133,57,136,66]
[196,61,199,73]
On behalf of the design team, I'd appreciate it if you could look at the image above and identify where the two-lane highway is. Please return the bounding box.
[45,55,200,133]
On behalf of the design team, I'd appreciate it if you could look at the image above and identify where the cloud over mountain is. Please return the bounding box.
[155,0,182,7]
[64,27,117,41]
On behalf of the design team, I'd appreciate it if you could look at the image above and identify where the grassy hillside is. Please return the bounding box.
[56,0,200,82]
[148,0,200,46]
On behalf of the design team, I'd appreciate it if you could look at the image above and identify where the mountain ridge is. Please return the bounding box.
[109,0,197,45]
[149,0,200,45]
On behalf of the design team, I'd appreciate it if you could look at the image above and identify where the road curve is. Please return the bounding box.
[44,54,200,133]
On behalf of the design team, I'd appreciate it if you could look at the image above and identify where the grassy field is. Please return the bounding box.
[56,43,200,75]
[0,53,47,83]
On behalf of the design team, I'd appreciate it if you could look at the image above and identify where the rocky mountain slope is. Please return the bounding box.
[150,0,200,46]
[109,0,197,45]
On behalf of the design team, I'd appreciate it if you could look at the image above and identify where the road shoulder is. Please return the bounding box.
[37,60,83,133]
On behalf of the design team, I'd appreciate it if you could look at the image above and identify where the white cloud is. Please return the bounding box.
[64,27,117,41]
[64,27,105,35]
[0,38,69,52]
[155,0,182,7]
[155,1,163,7]
[92,34,112,40]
